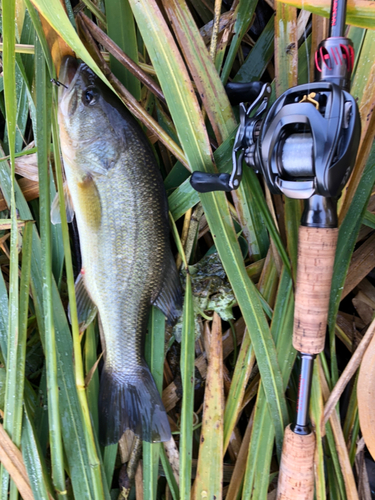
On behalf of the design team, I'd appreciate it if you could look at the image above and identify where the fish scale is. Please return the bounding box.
[57,56,182,445]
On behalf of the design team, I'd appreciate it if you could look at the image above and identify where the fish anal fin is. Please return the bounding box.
[68,272,97,332]
[98,361,171,445]
[153,252,183,324]
[51,182,75,225]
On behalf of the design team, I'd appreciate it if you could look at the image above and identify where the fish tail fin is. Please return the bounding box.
[98,362,171,446]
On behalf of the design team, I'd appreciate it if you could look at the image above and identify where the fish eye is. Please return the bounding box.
[83,87,98,106]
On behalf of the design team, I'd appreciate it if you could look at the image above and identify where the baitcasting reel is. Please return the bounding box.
[190,37,361,217]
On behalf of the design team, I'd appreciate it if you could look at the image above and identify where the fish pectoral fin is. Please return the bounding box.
[51,182,75,225]
[68,272,97,332]
[153,251,183,324]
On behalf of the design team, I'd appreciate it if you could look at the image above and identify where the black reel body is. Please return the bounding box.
[255,81,361,199]
[190,80,360,202]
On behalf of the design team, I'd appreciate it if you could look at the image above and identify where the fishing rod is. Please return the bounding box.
[190,0,361,496]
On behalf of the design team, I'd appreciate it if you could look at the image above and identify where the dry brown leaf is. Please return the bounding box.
[193,312,224,500]
[199,11,234,44]
[15,153,39,182]
[352,291,375,325]
[0,178,39,212]
[225,406,254,499]
[357,317,375,462]
[222,317,246,359]
[84,352,103,388]
[134,462,143,500]
[227,427,242,462]
[355,446,372,500]
[163,437,180,485]
[39,9,75,75]
[324,316,375,426]
[342,233,375,299]
[162,381,180,413]
[0,424,36,500]
[318,360,359,500]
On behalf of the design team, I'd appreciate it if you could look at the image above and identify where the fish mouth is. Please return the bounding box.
[58,56,81,103]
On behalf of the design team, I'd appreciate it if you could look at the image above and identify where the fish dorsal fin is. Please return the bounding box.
[68,272,98,332]
[153,252,183,324]
[51,182,75,225]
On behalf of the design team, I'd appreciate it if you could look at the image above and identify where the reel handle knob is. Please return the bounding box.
[190,172,232,193]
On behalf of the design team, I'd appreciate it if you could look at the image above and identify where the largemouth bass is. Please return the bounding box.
[56,56,182,445]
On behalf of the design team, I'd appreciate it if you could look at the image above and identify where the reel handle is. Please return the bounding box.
[190,172,232,193]
[277,425,315,500]
[293,226,339,354]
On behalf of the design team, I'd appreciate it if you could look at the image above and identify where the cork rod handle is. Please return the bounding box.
[277,425,315,500]
[293,226,339,355]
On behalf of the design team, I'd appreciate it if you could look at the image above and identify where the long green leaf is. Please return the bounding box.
[143,306,165,498]
[233,14,275,83]
[223,333,254,453]
[179,274,195,499]
[104,0,140,99]
[160,0,237,144]
[35,38,66,499]
[311,363,326,500]
[22,406,54,500]
[280,0,375,29]
[221,0,259,84]
[1,0,20,496]
[243,269,295,497]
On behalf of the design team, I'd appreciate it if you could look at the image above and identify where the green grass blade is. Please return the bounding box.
[49,175,64,287]
[363,210,375,229]
[221,0,258,84]
[246,169,291,274]
[284,197,301,279]
[279,0,375,30]
[143,306,165,498]
[242,385,274,499]
[325,421,346,499]
[35,37,66,499]
[104,0,140,99]
[85,321,100,436]
[160,446,179,500]
[232,168,270,260]
[179,273,195,498]
[2,222,32,500]
[1,0,20,496]
[161,0,236,144]
[223,333,254,453]
[311,363,326,500]
[243,269,295,497]
[275,2,297,95]
[0,270,8,361]
[233,14,275,83]
[103,445,117,491]
[22,406,54,500]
